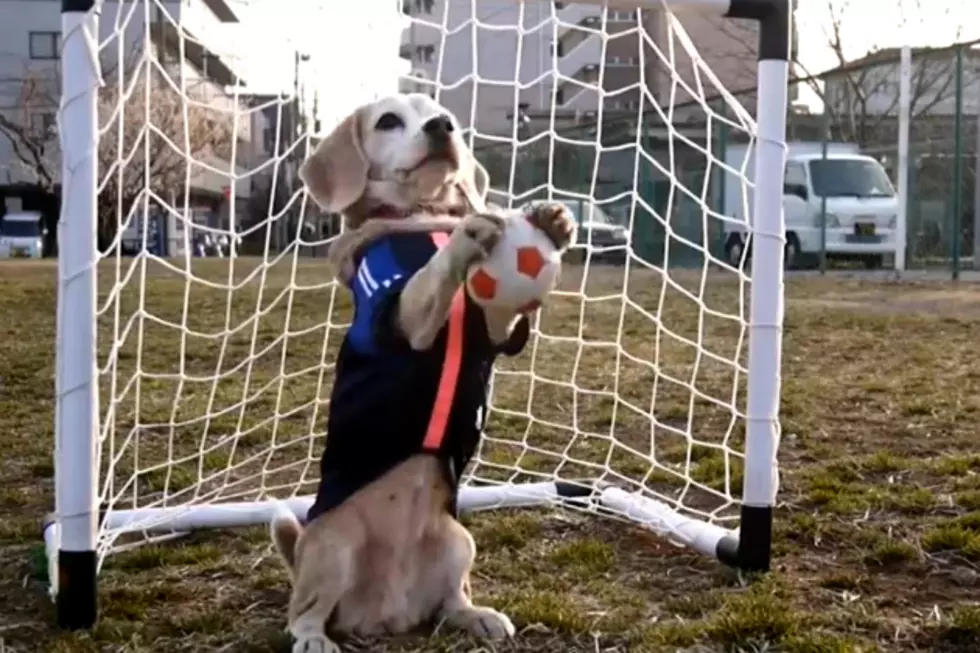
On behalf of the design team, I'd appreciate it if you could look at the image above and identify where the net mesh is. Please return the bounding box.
[75,0,768,560]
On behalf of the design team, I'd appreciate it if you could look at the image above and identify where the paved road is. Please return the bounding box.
[785,268,980,282]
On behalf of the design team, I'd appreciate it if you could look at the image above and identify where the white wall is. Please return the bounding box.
[0,0,184,185]
[824,55,980,117]
[403,0,554,136]
[0,0,249,189]
[179,0,232,43]
[167,57,252,144]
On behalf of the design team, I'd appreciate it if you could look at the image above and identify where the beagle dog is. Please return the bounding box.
[269,93,576,653]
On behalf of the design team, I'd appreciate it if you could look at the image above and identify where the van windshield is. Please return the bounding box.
[559,201,616,225]
[0,219,41,238]
[809,159,895,198]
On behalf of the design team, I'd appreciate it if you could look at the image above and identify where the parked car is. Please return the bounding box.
[722,142,899,270]
[0,211,46,259]
[553,199,630,263]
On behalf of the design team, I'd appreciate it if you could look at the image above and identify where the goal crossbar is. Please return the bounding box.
[49,0,790,631]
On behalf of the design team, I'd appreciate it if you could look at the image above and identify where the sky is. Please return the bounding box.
[213,0,977,124]
[220,0,408,126]
[794,0,976,74]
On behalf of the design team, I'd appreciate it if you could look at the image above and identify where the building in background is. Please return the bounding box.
[818,41,980,265]
[0,0,247,253]
[398,0,775,136]
[821,44,980,125]
[241,87,326,253]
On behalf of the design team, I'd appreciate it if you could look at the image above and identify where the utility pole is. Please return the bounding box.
[288,50,310,249]
[312,88,320,134]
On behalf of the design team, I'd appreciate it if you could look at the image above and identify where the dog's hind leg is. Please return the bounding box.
[435,517,515,640]
[287,525,359,653]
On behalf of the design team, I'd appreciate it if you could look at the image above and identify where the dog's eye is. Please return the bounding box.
[374,112,404,131]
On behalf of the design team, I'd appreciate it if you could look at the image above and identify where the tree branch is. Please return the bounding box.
[0,45,236,249]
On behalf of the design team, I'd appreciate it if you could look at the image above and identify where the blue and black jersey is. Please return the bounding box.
[307,231,529,522]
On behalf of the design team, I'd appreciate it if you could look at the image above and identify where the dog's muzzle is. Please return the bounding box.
[423,115,456,161]
[390,115,463,184]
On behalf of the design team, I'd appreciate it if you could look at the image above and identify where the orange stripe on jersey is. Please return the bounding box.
[422,231,466,451]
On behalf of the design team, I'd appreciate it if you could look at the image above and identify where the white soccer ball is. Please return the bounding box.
[465,208,562,314]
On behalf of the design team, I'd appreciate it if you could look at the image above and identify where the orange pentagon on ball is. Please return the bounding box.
[468,267,498,300]
[515,246,545,279]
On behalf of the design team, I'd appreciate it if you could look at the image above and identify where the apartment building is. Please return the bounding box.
[0,0,247,218]
[240,92,314,244]
[398,0,763,136]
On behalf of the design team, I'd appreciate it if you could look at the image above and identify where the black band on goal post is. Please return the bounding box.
[48,0,790,632]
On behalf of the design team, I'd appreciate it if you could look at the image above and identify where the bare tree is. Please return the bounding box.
[791,0,964,146]
[712,0,964,146]
[0,53,233,251]
[0,72,60,190]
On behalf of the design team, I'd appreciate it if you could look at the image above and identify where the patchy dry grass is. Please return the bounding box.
[2,257,980,652]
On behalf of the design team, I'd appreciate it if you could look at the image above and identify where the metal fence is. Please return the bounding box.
[802,40,980,277]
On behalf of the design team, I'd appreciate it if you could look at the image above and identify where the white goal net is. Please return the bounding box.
[48,0,787,600]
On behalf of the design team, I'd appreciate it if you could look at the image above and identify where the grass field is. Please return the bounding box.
[2,255,980,653]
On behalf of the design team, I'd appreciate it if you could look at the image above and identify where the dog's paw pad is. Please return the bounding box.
[472,607,516,639]
[294,635,341,653]
[453,215,504,267]
[465,217,503,249]
[525,203,576,250]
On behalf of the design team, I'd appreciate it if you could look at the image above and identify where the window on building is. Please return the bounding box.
[554,1,565,9]
[784,161,807,189]
[415,44,435,63]
[413,0,434,14]
[29,31,60,60]
[830,83,846,110]
[550,40,565,57]
[156,44,180,65]
[556,88,565,104]
[30,111,56,138]
[878,80,898,95]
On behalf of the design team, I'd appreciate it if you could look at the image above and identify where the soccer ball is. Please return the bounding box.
[465,210,561,314]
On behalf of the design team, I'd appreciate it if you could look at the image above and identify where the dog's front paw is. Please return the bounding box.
[293,634,342,653]
[465,606,516,640]
[448,212,506,275]
[525,202,576,252]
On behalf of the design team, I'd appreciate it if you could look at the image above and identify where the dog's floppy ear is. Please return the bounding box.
[299,106,368,213]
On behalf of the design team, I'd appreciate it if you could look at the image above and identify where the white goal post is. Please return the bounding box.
[47,0,789,629]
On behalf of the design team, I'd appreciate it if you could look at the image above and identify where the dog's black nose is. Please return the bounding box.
[423,115,454,141]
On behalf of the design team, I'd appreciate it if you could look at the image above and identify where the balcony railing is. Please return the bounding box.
[555,31,602,79]
[554,3,640,36]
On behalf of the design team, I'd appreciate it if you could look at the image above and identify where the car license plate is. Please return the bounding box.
[855,223,875,237]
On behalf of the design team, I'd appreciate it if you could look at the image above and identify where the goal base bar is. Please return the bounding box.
[43,480,759,626]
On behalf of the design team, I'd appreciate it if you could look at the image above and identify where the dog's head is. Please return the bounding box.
[299,93,489,228]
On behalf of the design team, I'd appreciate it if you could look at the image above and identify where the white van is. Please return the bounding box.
[723,143,899,269]
[0,211,46,259]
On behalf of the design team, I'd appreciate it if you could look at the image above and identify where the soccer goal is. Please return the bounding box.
[47,0,789,629]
